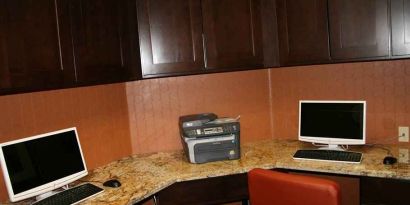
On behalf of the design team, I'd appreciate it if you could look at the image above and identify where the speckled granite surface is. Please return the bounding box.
[77,140,410,205]
[9,140,410,205]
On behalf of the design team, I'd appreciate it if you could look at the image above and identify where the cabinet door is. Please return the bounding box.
[137,0,204,77]
[70,0,136,85]
[391,0,410,56]
[328,0,389,60]
[0,0,74,94]
[276,0,330,65]
[202,0,264,69]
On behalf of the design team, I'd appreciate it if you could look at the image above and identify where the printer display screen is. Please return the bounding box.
[203,127,223,135]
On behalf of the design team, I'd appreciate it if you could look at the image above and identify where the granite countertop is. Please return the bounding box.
[78,139,410,205]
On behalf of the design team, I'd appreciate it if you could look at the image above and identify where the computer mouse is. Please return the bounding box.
[383,156,397,165]
[103,179,121,188]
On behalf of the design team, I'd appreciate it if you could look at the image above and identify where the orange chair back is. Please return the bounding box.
[248,168,340,205]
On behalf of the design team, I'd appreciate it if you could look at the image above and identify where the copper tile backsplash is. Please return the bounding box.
[270,60,410,144]
[126,69,273,154]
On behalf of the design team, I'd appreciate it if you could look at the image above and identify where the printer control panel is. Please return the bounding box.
[184,123,239,138]
[203,127,223,135]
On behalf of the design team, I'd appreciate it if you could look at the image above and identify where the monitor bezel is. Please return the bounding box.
[0,127,88,202]
[298,100,366,145]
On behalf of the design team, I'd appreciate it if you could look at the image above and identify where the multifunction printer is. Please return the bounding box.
[179,113,240,164]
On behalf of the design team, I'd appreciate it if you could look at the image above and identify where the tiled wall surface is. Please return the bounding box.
[126,69,273,154]
[0,84,132,202]
[270,60,410,144]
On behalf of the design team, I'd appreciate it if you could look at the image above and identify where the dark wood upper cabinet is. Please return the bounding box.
[4,0,409,95]
[260,0,280,68]
[70,0,136,84]
[0,0,74,94]
[276,0,330,65]
[328,0,390,60]
[137,0,204,77]
[391,0,410,56]
[202,0,264,69]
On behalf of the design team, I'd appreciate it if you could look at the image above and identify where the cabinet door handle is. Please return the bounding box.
[153,195,158,205]
[202,34,208,68]
[54,0,64,71]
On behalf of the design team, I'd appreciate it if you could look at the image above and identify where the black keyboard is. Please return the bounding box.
[293,149,362,163]
[33,183,103,205]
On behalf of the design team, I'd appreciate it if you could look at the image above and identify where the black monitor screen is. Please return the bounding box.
[1,130,85,194]
[300,102,364,139]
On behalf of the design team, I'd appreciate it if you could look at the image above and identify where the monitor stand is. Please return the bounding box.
[317,144,345,151]
[35,185,68,202]
[35,190,60,201]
